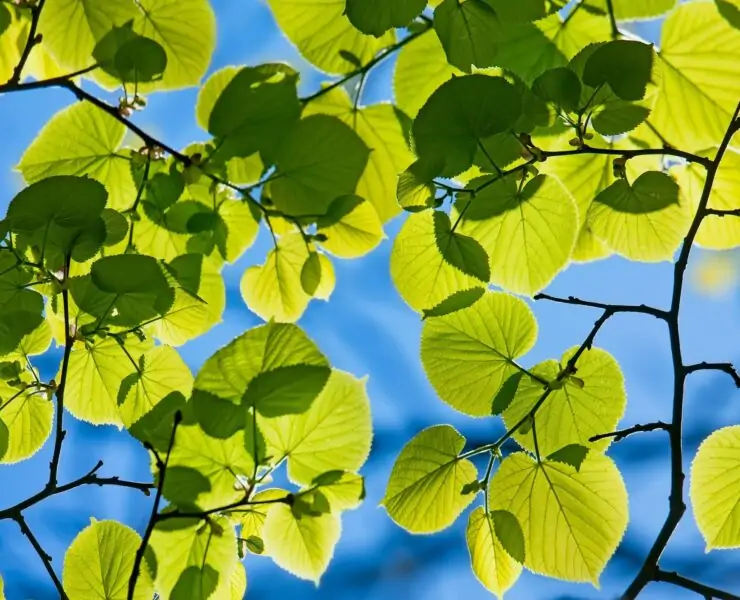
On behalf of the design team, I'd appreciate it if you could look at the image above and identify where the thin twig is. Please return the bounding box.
[127,411,182,600]
[605,0,620,40]
[6,0,47,86]
[534,293,667,320]
[589,421,670,443]
[15,514,68,599]
[685,362,740,388]
[655,569,740,600]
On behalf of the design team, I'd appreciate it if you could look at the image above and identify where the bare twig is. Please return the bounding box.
[534,293,667,320]
[655,569,740,600]
[685,362,740,388]
[6,0,47,86]
[15,514,68,599]
[589,421,670,443]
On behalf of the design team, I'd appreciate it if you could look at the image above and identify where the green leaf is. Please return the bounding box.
[421,291,537,416]
[149,516,236,600]
[394,30,461,118]
[345,0,426,36]
[503,346,626,455]
[259,370,371,484]
[316,195,384,258]
[717,0,740,29]
[486,0,548,21]
[413,75,522,177]
[266,0,394,74]
[587,171,691,262]
[16,100,134,211]
[491,510,526,564]
[547,444,590,471]
[690,425,740,549]
[239,488,291,557]
[151,254,225,346]
[591,102,650,136]
[300,252,322,296]
[117,345,192,428]
[7,175,109,269]
[193,321,330,433]
[582,40,653,101]
[532,67,581,112]
[673,149,740,250]
[382,425,478,533]
[303,87,414,222]
[312,471,366,510]
[62,519,154,600]
[240,234,313,323]
[111,34,168,83]
[204,64,300,162]
[397,157,442,213]
[127,391,185,452]
[0,4,10,35]
[489,451,628,583]
[422,287,486,320]
[597,0,676,20]
[390,211,490,312]
[163,423,255,510]
[65,336,149,426]
[0,387,53,464]
[266,115,370,217]
[41,0,216,91]
[458,174,578,296]
[434,0,499,72]
[651,2,740,150]
[263,503,340,583]
[466,507,522,598]
[491,372,524,416]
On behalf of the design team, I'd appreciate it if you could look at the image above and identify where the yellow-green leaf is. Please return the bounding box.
[489,451,628,584]
[259,370,372,485]
[382,425,478,533]
[17,102,134,211]
[503,346,627,456]
[421,291,538,416]
[690,425,740,549]
[0,387,53,464]
[466,507,522,598]
[459,174,578,295]
[239,488,290,557]
[390,211,489,312]
[266,0,394,74]
[303,87,414,222]
[63,519,154,600]
[263,504,340,583]
[149,516,236,600]
[316,195,384,258]
[240,233,312,323]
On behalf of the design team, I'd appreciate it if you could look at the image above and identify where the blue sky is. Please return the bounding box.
[1,2,740,599]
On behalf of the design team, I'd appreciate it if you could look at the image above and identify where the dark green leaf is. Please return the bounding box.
[300,252,322,296]
[532,67,582,112]
[434,0,499,72]
[101,209,129,246]
[128,391,186,452]
[583,40,654,101]
[717,0,740,29]
[245,536,265,555]
[114,35,168,83]
[486,0,548,21]
[546,444,590,471]
[422,288,486,319]
[345,0,426,36]
[245,365,331,417]
[492,509,526,563]
[592,103,650,136]
[491,372,524,415]
[91,254,170,295]
[433,212,491,281]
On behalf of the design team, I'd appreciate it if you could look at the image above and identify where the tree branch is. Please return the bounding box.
[128,411,182,600]
[15,514,68,600]
[534,293,668,320]
[655,569,740,600]
[621,104,740,600]
[543,144,712,169]
[589,421,670,443]
[704,207,740,218]
[685,362,740,388]
[6,0,47,86]
[605,0,620,40]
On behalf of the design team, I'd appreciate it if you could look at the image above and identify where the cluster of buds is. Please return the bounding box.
[518,133,545,162]
[11,0,39,7]
[137,144,166,160]
[613,156,627,179]
[117,94,147,117]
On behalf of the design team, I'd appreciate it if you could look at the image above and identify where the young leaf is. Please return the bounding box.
[458,174,578,295]
[422,287,486,320]
[489,452,628,584]
[466,507,522,598]
[62,519,154,600]
[263,504,341,583]
[240,488,291,557]
[382,425,478,533]
[588,171,691,262]
[397,158,442,213]
[0,388,53,464]
[345,0,426,37]
[259,370,372,485]
[312,471,366,511]
[690,425,740,549]
[421,291,538,416]
[413,75,522,177]
[434,0,500,72]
